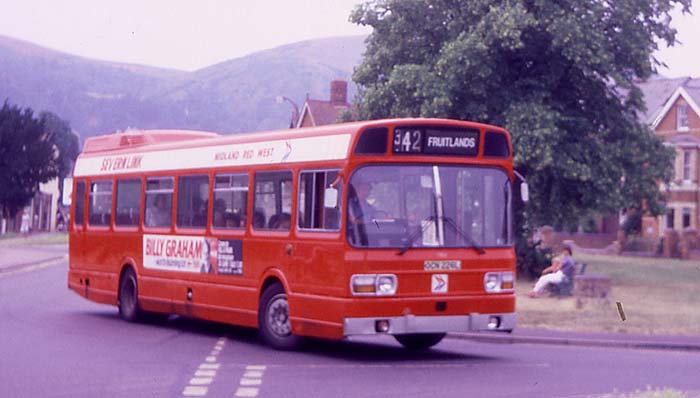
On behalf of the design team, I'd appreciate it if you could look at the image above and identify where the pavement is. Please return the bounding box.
[2,233,699,352]
[0,234,68,274]
[451,328,700,352]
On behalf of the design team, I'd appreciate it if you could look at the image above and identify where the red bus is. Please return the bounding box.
[69,118,517,350]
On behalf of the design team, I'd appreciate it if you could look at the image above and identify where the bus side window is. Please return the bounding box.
[298,170,341,231]
[177,175,209,228]
[88,180,113,226]
[254,171,293,230]
[115,178,141,227]
[145,177,173,228]
[74,181,86,227]
[213,173,248,229]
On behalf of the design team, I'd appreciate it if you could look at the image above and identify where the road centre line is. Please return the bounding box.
[243,371,263,378]
[183,386,208,397]
[182,337,226,397]
[235,388,259,398]
[240,378,262,386]
[234,365,267,398]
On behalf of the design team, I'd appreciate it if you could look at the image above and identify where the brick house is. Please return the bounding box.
[295,80,350,128]
[638,76,700,237]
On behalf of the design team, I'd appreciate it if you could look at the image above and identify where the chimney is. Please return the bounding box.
[330,80,348,105]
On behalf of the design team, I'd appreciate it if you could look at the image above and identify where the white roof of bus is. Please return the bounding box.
[73,119,507,177]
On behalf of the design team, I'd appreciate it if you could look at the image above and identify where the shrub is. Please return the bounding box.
[516,238,553,280]
[621,209,642,237]
[622,237,656,252]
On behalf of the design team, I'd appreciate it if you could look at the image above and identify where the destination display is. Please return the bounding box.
[392,127,480,156]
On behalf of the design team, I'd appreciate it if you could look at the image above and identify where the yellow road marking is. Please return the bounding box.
[0,255,67,278]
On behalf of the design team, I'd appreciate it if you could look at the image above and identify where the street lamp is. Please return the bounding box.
[276,95,300,128]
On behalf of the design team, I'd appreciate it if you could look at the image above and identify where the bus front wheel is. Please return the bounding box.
[394,333,446,350]
[258,283,303,350]
[119,268,143,322]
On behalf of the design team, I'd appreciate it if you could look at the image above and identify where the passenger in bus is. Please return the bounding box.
[192,197,207,227]
[278,213,291,229]
[213,199,227,227]
[146,194,171,227]
[268,213,291,229]
[528,246,575,298]
[252,210,265,229]
[225,212,241,228]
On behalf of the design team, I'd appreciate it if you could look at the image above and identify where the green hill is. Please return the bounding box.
[0,34,365,139]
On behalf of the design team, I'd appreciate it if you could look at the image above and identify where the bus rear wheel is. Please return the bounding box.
[394,333,446,350]
[119,268,143,322]
[259,283,303,350]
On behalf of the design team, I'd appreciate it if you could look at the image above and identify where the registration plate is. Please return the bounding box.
[424,260,461,271]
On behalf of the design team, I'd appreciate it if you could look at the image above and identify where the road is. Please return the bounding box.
[1,259,699,398]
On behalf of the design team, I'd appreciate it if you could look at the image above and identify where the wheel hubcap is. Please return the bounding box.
[267,295,291,337]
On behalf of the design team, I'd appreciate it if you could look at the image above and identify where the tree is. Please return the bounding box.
[40,111,79,179]
[0,101,61,220]
[40,111,80,202]
[350,0,688,229]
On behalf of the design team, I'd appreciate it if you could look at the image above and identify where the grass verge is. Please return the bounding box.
[0,233,68,246]
[517,252,700,336]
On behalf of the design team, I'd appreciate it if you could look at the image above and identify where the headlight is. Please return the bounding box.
[351,274,398,296]
[484,273,499,291]
[484,271,515,293]
[376,274,397,295]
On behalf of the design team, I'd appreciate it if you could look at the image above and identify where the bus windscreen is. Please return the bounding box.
[347,165,511,249]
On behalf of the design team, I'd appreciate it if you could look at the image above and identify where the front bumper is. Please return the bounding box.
[343,312,516,336]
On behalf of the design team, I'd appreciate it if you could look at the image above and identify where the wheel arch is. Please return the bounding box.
[258,267,290,302]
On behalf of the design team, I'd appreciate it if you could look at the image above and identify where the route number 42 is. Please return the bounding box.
[394,130,422,153]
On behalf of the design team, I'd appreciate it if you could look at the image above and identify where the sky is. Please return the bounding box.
[0,0,698,77]
[0,0,372,71]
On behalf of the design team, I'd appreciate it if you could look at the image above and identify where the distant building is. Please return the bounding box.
[1,177,61,234]
[637,76,700,236]
[295,80,350,128]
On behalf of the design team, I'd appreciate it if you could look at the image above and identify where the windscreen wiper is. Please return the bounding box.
[397,216,435,255]
[442,216,485,254]
[398,216,485,255]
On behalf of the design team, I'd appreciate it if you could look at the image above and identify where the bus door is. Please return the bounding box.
[84,179,114,271]
[292,169,345,296]
[70,181,87,269]
[250,170,295,278]
[140,177,177,312]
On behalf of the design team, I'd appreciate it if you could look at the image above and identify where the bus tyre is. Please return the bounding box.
[394,333,446,350]
[118,268,143,322]
[259,283,303,350]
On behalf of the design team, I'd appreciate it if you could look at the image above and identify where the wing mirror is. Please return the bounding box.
[324,187,339,208]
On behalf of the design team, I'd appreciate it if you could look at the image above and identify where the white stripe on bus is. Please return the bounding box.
[74,134,351,177]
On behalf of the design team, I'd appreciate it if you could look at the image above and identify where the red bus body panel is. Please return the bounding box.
[68,118,516,340]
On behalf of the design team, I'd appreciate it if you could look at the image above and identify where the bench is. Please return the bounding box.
[547,262,587,297]
[573,273,612,299]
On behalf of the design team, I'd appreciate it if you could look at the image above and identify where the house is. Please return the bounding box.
[295,80,350,128]
[637,76,700,237]
[0,177,61,234]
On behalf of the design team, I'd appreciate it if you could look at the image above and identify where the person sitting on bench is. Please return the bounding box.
[528,246,575,298]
